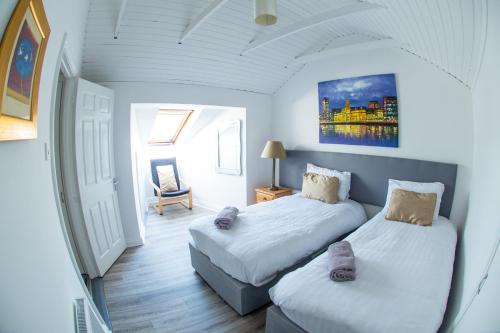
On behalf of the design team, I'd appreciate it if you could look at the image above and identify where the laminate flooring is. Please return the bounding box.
[103,205,266,333]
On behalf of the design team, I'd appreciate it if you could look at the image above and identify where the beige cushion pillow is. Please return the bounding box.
[157,165,179,192]
[302,172,339,204]
[385,189,437,226]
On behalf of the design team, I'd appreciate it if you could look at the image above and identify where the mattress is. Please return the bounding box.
[189,194,367,287]
[269,212,457,333]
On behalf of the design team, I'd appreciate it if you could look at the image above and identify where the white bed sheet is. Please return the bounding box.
[189,194,367,287]
[269,212,457,333]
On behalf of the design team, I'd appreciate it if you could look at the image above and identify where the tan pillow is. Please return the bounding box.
[385,189,437,226]
[302,172,339,204]
[157,165,179,192]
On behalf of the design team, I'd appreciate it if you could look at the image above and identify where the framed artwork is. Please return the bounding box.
[0,0,51,141]
[318,73,399,147]
[216,120,242,175]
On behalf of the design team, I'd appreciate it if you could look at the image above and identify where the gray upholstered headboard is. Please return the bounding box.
[279,150,458,218]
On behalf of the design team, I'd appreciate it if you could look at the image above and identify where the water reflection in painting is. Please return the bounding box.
[320,124,398,147]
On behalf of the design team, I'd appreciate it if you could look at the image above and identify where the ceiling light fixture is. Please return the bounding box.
[254,0,277,26]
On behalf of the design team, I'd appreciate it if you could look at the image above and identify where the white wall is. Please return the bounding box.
[446,1,500,330]
[177,108,247,210]
[272,49,473,227]
[99,82,272,246]
[0,0,92,332]
[130,109,147,239]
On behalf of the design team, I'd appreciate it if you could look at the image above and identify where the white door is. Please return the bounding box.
[74,78,126,276]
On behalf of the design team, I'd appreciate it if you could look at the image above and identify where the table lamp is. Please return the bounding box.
[261,141,287,191]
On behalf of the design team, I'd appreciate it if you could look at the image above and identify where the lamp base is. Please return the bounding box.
[268,186,280,191]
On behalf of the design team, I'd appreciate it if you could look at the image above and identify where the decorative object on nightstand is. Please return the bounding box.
[260,140,287,191]
[255,186,292,203]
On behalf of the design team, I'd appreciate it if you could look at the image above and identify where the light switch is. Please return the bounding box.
[44,142,50,161]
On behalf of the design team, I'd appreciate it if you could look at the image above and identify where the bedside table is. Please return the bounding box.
[255,187,292,203]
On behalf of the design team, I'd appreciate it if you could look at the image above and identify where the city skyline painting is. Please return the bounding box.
[318,73,399,147]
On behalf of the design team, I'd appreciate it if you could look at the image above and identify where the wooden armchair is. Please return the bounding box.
[149,158,193,215]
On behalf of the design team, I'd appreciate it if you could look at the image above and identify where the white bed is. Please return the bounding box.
[189,194,367,287]
[269,212,457,333]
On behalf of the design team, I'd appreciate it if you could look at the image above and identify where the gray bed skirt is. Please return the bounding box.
[189,236,346,316]
[265,305,307,333]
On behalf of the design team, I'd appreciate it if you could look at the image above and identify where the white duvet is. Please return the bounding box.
[269,212,457,333]
[189,194,367,287]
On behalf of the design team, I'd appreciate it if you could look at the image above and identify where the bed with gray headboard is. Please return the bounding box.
[279,150,457,218]
[189,150,457,318]
[266,150,458,333]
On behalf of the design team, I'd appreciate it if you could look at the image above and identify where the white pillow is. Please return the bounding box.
[383,179,444,220]
[157,165,179,192]
[306,163,351,201]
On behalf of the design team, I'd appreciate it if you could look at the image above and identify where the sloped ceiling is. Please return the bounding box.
[82,0,487,94]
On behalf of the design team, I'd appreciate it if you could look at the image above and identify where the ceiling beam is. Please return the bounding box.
[179,0,230,44]
[288,38,400,66]
[241,2,383,55]
[114,0,128,39]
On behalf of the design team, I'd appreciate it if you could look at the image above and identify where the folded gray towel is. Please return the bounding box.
[214,206,239,230]
[327,241,356,282]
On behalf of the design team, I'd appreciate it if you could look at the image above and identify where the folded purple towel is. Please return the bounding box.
[327,241,356,282]
[214,206,239,230]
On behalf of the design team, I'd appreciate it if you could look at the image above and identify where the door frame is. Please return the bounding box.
[49,33,111,332]
[54,67,86,273]
[50,39,100,279]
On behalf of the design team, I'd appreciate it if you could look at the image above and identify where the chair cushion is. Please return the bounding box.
[157,165,179,192]
[161,188,190,197]
[151,158,181,196]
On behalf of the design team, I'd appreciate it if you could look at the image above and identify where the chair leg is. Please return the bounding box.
[153,203,160,215]
[156,197,164,215]
[180,191,193,210]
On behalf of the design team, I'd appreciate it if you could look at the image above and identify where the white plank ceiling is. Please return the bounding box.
[82,0,488,94]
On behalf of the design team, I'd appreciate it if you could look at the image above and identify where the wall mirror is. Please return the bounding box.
[216,120,241,175]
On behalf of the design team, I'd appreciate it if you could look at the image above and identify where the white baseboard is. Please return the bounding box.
[126,239,145,247]
[192,197,220,212]
[125,229,145,247]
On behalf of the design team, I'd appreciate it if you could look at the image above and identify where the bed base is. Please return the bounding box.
[189,236,343,316]
[265,305,307,333]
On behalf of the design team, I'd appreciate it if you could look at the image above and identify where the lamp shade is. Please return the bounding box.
[261,141,287,159]
[254,0,278,26]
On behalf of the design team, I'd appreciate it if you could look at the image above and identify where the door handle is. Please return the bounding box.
[113,178,119,191]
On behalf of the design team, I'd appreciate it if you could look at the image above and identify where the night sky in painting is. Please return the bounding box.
[318,73,397,110]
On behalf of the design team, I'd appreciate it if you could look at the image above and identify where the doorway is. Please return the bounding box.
[50,42,114,332]
[129,103,247,234]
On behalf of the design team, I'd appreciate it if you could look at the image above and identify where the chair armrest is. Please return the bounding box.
[148,178,162,196]
[179,178,191,189]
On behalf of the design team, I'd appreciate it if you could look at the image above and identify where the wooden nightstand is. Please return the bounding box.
[255,187,292,203]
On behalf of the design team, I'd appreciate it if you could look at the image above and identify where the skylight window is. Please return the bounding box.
[148,109,193,144]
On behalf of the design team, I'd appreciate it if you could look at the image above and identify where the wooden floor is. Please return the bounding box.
[103,205,267,333]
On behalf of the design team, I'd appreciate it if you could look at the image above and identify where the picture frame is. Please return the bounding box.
[216,120,242,176]
[0,0,51,141]
[318,73,399,147]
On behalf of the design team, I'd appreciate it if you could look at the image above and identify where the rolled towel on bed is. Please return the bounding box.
[327,240,356,282]
[214,206,239,230]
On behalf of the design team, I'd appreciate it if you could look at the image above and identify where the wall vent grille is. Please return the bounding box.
[74,298,88,333]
